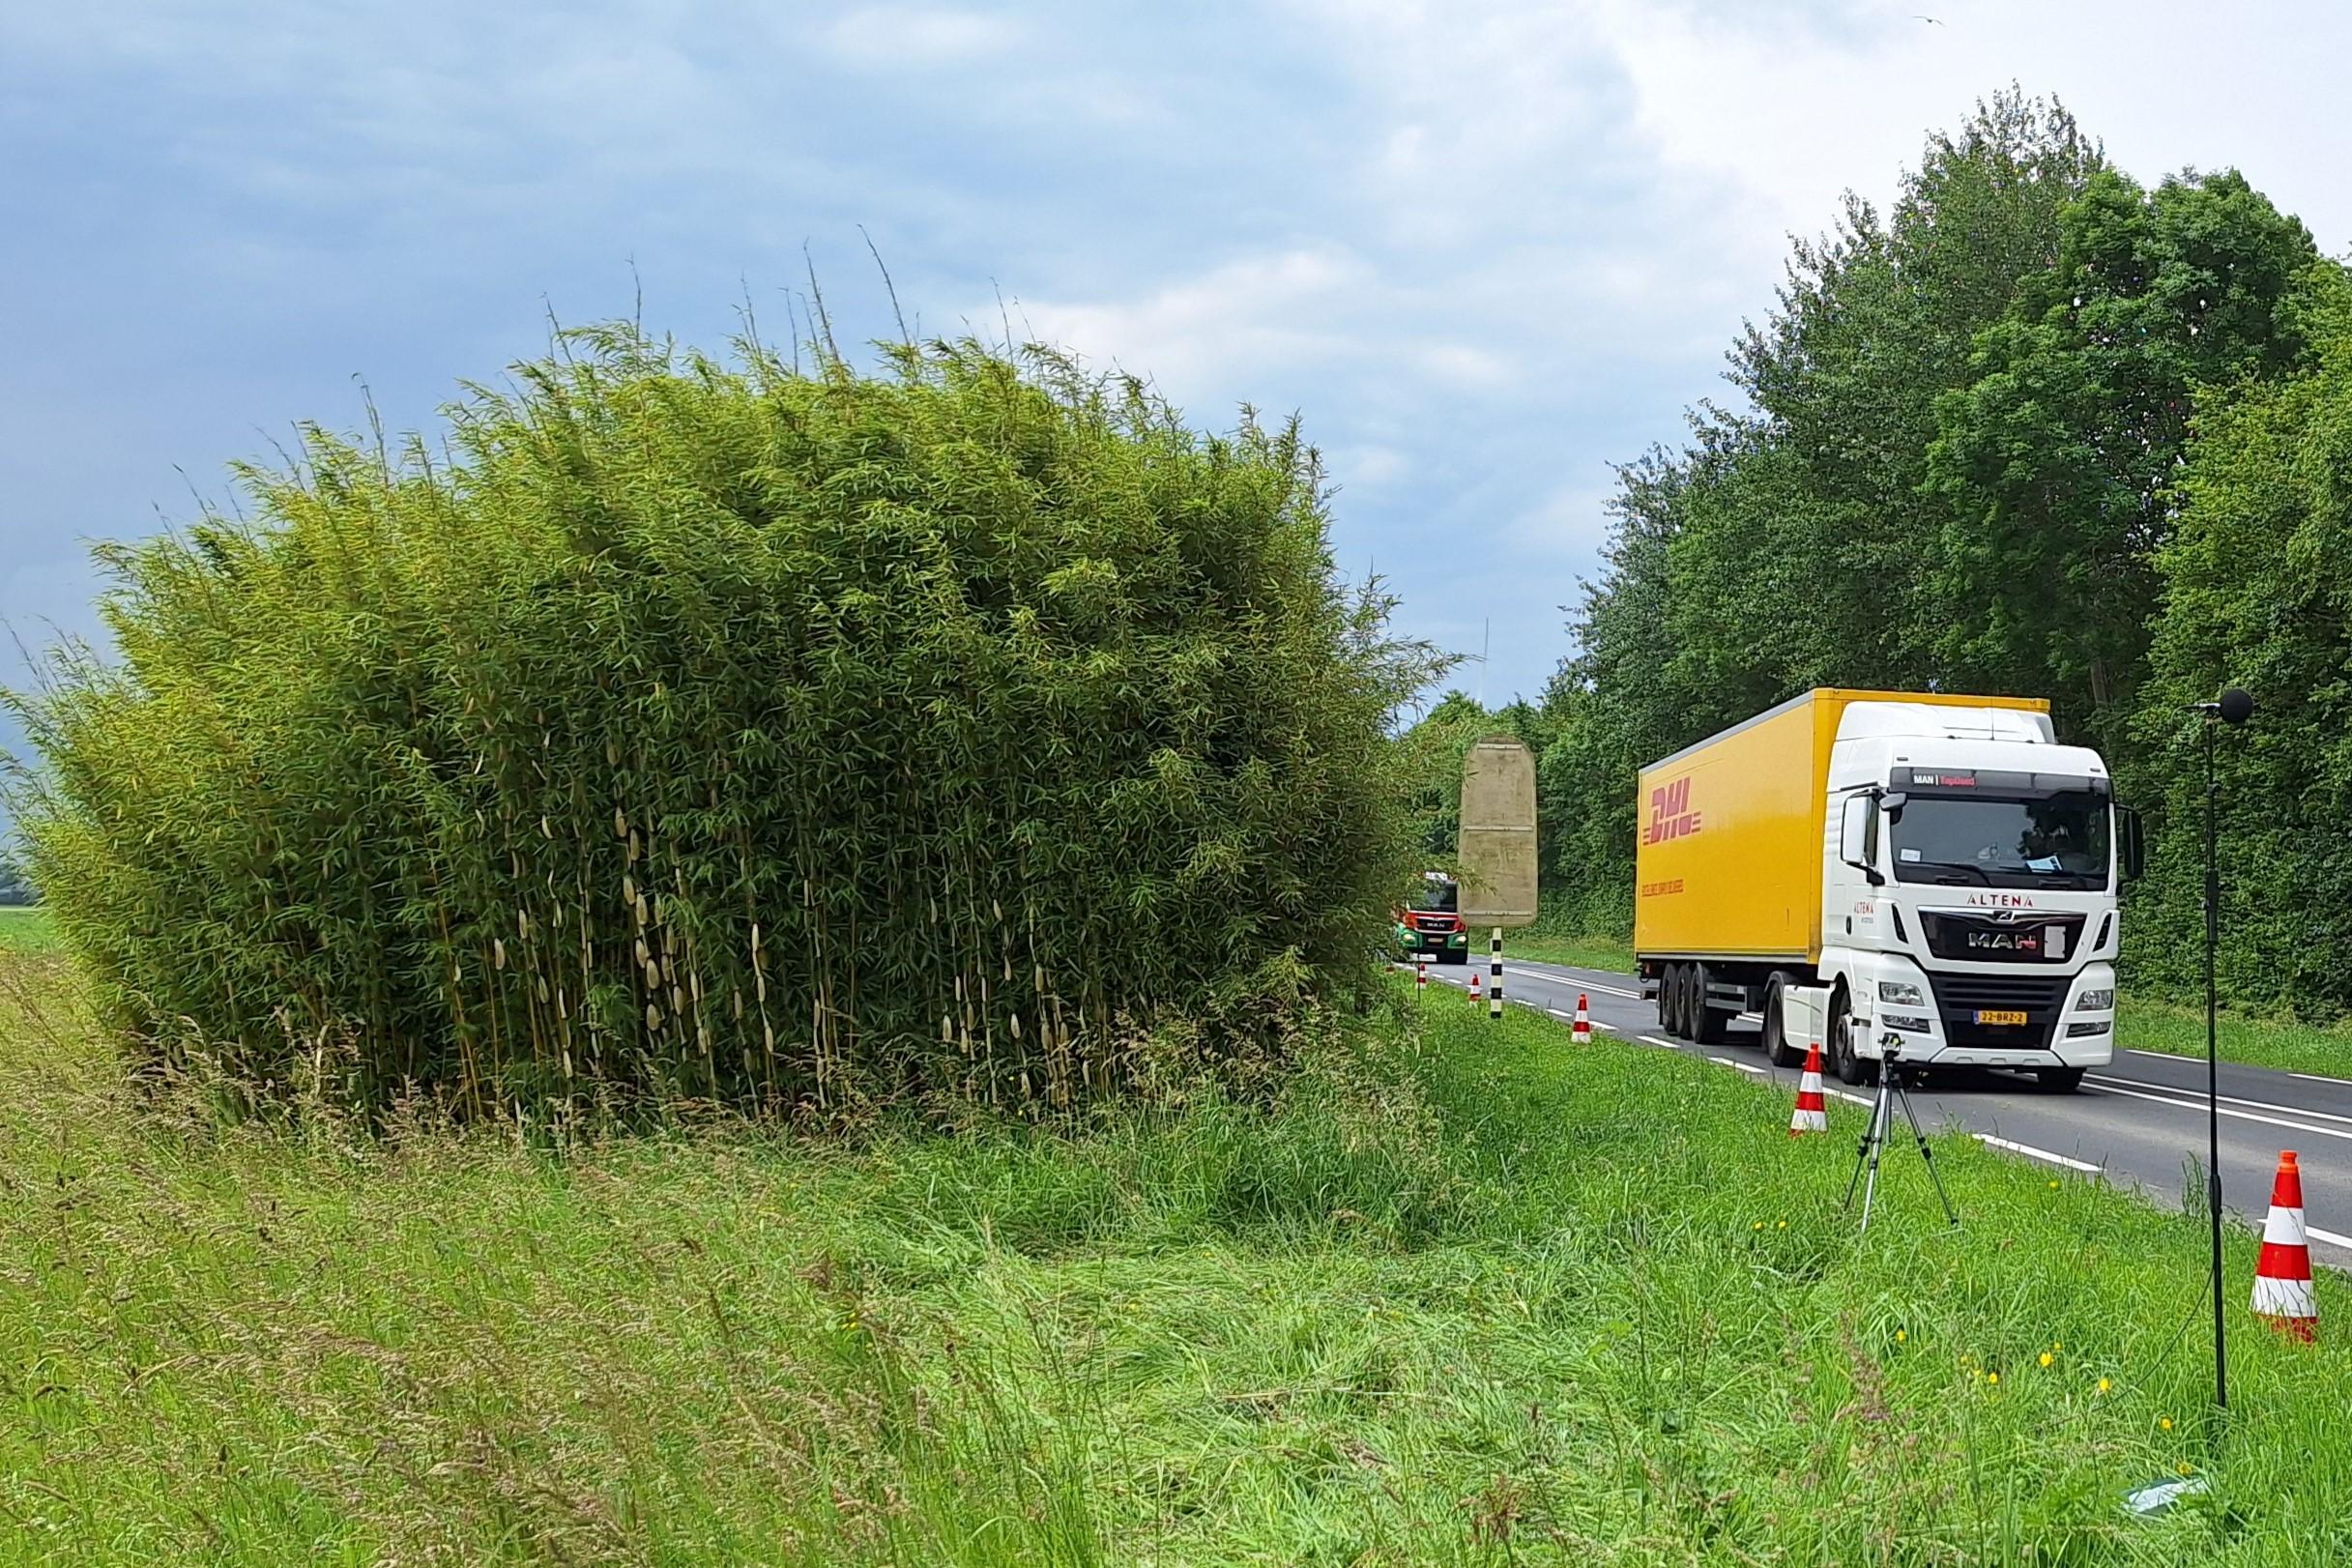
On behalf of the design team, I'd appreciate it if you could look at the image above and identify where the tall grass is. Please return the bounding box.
[8,952,2350,1562]
[5,328,1436,1119]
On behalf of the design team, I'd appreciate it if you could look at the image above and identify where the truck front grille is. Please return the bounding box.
[1926,973,2070,1051]
[1921,911,2087,965]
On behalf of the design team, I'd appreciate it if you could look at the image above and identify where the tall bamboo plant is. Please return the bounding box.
[5,329,1439,1120]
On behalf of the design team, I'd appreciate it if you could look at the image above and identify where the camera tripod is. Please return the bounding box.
[1842,1032,1960,1234]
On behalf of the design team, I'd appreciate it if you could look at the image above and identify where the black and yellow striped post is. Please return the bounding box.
[1488,927,1503,1020]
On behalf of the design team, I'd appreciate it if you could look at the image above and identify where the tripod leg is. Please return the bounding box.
[1843,1063,1883,1210]
[1858,1076,1892,1234]
[1895,1079,1960,1229]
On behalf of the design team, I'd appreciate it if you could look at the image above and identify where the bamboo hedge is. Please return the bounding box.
[7,329,1437,1119]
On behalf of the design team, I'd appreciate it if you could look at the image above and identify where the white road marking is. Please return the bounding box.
[2294,1072,2352,1084]
[1640,1035,1677,1049]
[2127,1048,2201,1063]
[1974,1133,2101,1173]
[1829,1089,1875,1107]
[2308,1224,2352,1250]
[1709,1056,1767,1076]
[2087,1075,2352,1128]
[2085,1081,2352,1145]
[1508,969,1641,999]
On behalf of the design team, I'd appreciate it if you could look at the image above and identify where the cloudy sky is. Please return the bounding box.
[6,0,2351,798]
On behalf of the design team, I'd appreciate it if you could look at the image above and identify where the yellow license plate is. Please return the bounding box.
[1975,1008,2029,1027]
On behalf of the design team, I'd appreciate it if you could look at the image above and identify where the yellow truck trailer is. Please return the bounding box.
[1635,689,2139,1089]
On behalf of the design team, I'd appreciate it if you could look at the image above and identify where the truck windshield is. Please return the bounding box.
[1410,880,1459,913]
[1889,792,2109,889]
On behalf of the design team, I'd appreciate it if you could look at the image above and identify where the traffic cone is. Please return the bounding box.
[1788,1038,1828,1136]
[1572,994,1592,1045]
[2252,1150,2318,1341]
[1468,971,1482,1006]
[1415,955,1428,991]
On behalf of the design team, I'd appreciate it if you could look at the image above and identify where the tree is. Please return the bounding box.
[1927,167,2320,744]
[2134,274,2352,1017]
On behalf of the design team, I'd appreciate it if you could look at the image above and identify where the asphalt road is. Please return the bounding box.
[1407,952,2352,1266]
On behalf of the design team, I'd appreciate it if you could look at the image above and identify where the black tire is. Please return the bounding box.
[1659,963,1685,1037]
[1693,962,1728,1045]
[1829,991,1877,1086]
[2038,1066,2085,1092]
[1761,973,1801,1068]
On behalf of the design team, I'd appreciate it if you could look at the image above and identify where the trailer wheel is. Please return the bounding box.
[1656,964,1681,1036]
[1693,963,1728,1045]
[1761,973,1801,1068]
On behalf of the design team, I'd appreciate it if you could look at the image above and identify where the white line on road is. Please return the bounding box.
[1640,1035,1677,1049]
[2085,1080,2352,1144]
[2087,1075,2352,1128]
[1829,1089,1874,1106]
[1974,1133,2101,1173]
[1509,969,1642,999]
[1709,1056,1767,1076]
[2294,1072,2352,1084]
[2126,1049,2201,1063]
[2308,1224,2352,1250]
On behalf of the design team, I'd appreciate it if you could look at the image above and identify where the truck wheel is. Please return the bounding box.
[2037,1066,2085,1092]
[1693,963,1728,1045]
[1830,994,1877,1086]
[1761,974,1800,1068]
[1656,965,1681,1036]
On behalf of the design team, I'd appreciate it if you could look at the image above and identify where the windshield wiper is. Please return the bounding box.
[1904,859,1991,885]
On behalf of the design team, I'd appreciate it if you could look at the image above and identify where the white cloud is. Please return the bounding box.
[825,7,1022,67]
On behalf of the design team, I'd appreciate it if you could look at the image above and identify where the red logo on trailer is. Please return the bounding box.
[1643,777,1703,844]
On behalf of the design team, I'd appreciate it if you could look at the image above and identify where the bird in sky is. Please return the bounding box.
[1914,13,1944,22]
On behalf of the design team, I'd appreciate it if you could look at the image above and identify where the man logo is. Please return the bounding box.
[1966,931,2040,952]
[1644,777,1702,845]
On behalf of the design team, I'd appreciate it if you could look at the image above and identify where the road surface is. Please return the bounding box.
[1411,953,2352,1266]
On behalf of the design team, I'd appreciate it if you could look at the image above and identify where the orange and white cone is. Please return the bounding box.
[1572,994,1592,1045]
[1415,955,1428,991]
[1468,971,1482,1005]
[2252,1150,2318,1341]
[1788,1038,1829,1136]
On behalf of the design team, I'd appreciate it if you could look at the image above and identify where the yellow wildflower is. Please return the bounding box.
[2160,1416,2174,1432]
[2096,1379,2111,1395]
[2040,1352,2054,1368]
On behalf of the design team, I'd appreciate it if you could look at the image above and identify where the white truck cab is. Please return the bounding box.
[1813,701,2138,1089]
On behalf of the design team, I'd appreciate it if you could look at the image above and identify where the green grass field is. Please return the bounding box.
[1503,928,2352,1084]
[0,906,53,953]
[7,947,2352,1563]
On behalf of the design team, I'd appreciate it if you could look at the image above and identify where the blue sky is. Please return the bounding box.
[7,0,2352,818]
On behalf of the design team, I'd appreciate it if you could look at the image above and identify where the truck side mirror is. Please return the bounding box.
[2117,805,2145,882]
[1840,794,1884,886]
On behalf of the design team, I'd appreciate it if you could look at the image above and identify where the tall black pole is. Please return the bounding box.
[2205,715,2228,1412]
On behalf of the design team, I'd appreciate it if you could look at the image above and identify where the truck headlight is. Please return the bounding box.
[2076,988,2114,1011]
[1877,980,1925,1006]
